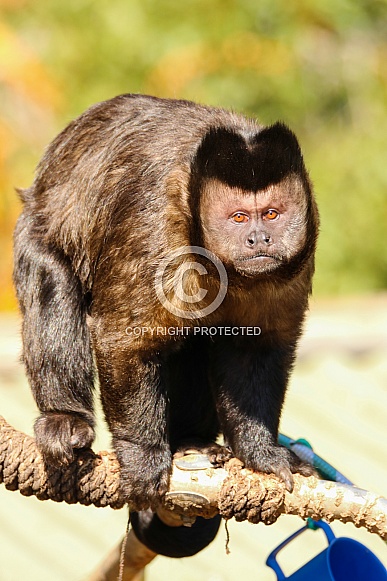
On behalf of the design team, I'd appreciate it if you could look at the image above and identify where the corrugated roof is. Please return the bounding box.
[0,297,386,580]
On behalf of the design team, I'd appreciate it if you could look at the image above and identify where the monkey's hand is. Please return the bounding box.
[243,443,316,493]
[114,440,172,511]
[34,412,95,467]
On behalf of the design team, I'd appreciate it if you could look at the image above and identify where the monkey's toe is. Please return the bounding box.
[274,465,294,492]
[287,450,317,477]
[207,444,233,467]
[175,440,233,468]
[270,448,315,491]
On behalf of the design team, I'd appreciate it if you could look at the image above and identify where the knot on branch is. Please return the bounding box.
[219,458,285,524]
[0,416,124,508]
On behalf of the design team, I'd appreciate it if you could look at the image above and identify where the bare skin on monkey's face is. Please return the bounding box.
[201,179,307,278]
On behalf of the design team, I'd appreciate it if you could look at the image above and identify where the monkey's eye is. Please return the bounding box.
[231,212,249,224]
[263,209,279,221]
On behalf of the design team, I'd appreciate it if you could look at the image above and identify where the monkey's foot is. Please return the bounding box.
[174,440,233,468]
[34,412,95,467]
[114,440,172,511]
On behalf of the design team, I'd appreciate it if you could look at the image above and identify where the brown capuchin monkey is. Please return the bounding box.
[14,94,318,557]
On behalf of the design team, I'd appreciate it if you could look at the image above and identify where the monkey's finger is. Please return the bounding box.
[275,466,294,493]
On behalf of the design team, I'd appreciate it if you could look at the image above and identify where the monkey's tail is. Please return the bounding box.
[130,510,221,558]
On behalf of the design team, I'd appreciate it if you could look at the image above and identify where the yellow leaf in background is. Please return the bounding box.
[0,20,62,110]
[220,32,292,74]
[0,21,62,312]
[146,32,292,97]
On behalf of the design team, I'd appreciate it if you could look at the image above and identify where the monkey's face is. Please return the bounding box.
[200,177,308,277]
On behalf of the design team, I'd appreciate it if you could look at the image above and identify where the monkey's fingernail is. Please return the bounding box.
[277,468,294,492]
[285,479,294,493]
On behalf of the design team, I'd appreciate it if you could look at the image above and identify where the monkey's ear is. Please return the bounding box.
[15,187,31,203]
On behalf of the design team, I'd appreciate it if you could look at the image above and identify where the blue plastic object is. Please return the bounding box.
[266,520,387,581]
[278,433,353,485]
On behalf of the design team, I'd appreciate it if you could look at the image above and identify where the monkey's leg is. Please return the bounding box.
[13,215,95,466]
[163,336,219,451]
[93,338,172,511]
[210,337,313,491]
[161,336,231,466]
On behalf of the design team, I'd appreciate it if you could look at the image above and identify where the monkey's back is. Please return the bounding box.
[18,95,262,286]
[31,94,260,203]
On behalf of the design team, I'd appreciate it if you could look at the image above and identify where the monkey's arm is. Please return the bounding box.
[93,334,172,511]
[210,336,312,491]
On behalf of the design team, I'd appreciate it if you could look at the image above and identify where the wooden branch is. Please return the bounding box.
[88,529,155,581]
[167,456,387,539]
[1,415,386,541]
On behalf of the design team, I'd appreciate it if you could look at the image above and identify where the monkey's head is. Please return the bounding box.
[190,123,317,279]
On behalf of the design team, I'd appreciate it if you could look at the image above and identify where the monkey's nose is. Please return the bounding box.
[245,232,257,248]
[245,231,273,248]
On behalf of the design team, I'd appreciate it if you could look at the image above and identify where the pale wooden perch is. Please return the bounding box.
[0,415,386,537]
[1,415,386,580]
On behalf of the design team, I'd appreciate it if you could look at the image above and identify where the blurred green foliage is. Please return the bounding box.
[0,0,386,308]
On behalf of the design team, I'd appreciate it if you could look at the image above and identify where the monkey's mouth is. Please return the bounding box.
[234,253,282,276]
[238,252,282,263]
